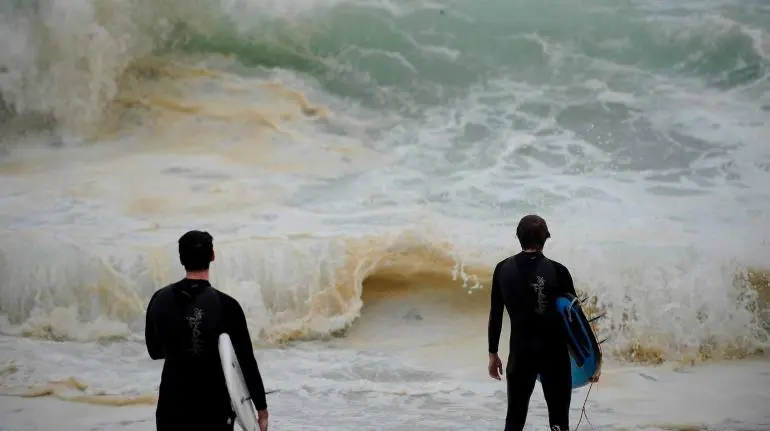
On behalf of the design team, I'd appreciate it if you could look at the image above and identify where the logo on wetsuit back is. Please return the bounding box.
[185,306,204,356]
[531,275,547,315]
[551,426,562,431]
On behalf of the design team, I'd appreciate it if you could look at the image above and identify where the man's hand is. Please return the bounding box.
[588,370,601,383]
[488,353,503,380]
[257,409,269,431]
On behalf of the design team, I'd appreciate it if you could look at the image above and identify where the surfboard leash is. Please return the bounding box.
[575,337,604,431]
[573,380,595,431]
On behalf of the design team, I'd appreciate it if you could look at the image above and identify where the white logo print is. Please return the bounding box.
[185,307,204,356]
[551,426,562,431]
[532,275,547,315]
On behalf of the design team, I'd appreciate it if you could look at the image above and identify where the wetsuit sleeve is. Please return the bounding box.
[557,264,577,297]
[488,262,504,354]
[145,290,165,360]
[225,297,268,411]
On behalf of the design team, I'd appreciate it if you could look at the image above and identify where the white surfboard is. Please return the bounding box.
[218,333,260,431]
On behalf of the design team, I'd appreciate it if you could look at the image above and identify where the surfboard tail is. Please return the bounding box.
[556,295,605,389]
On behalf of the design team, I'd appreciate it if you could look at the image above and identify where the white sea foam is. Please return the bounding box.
[1,0,769,429]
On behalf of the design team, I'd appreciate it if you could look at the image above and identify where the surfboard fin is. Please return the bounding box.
[588,313,606,323]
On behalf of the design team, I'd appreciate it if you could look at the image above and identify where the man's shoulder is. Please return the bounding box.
[149,282,175,301]
[493,256,515,275]
[546,258,571,274]
[215,289,243,310]
[146,283,175,318]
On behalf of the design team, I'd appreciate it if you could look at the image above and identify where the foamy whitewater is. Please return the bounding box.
[1,0,770,429]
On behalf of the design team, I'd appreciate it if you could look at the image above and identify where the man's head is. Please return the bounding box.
[178,230,214,272]
[516,214,551,251]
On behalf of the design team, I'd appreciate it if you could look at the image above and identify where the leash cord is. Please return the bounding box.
[574,341,602,431]
[573,380,595,431]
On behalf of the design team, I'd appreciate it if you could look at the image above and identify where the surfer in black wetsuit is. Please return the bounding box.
[145,230,269,431]
[487,215,596,431]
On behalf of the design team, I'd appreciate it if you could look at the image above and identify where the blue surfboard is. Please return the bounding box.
[538,294,603,389]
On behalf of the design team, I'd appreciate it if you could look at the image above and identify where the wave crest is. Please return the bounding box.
[2,0,767,136]
[0,224,767,364]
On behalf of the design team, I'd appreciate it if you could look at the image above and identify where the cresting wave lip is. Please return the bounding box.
[1,0,767,135]
[0,224,768,365]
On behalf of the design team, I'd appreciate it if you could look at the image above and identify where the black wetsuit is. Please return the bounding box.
[488,251,577,431]
[145,279,268,431]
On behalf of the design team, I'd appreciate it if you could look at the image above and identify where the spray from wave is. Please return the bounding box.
[1,220,768,364]
[0,0,769,366]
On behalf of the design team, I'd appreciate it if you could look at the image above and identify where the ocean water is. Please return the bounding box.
[1,0,769,429]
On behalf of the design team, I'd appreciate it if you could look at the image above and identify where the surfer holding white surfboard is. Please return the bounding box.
[487,215,601,431]
[145,230,270,431]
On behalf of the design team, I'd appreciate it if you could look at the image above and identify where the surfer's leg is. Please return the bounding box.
[219,418,236,431]
[156,413,233,431]
[198,418,234,431]
[538,350,571,431]
[504,353,537,431]
[200,416,235,431]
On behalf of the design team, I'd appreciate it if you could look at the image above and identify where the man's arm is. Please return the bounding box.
[487,262,504,354]
[225,297,268,411]
[556,263,577,297]
[145,290,165,360]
